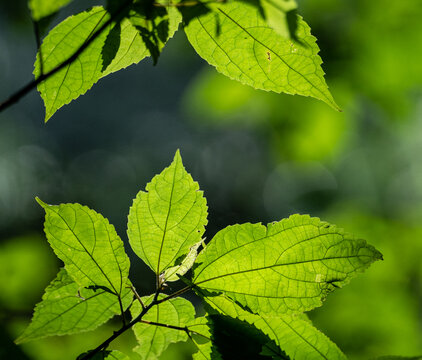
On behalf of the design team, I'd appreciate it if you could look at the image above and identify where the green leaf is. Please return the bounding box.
[35,7,111,121]
[183,0,339,110]
[102,2,182,76]
[131,295,196,360]
[126,0,182,65]
[260,0,298,38]
[35,2,181,121]
[193,214,382,315]
[36,198,130,297]
[187,317,221,360]
[193,313,280,360]
[204,293,347,360]
[15,268,133,344]
[371,357,422,360]
[163,239,204,282]
[29,0,73,21]
[100,17,149,77]
[127,150,208,275]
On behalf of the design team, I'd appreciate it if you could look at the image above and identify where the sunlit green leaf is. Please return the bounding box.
[127,150,208,275]
[193,214,382,315]
[29,0,73,21]
[36,198,130,296]
[131,295,196,360]
[204,293,347,359]
[125,0,182,65]
[102,2,182,76]
[35,7,111,121]
[372,357,422,360]
[183,0,339,110]
[15,269,132,344]
[260,0,298,38]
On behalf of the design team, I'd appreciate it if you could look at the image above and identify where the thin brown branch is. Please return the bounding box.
[129,283,145,309]
[78,285,160,360]
[0,0,133,114]
[139,319,211,340]
[155,285,192,305]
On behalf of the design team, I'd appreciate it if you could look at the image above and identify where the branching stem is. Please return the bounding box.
[139,319,211,340]
[155,285,192,305]
[78,282,198,359]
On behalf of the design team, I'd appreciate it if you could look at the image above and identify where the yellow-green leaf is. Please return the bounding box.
[193,214,382,315]
[127,150,208,275]
[37,198,130,296]
[184,0,339,110]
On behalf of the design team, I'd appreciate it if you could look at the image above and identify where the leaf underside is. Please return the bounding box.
[184,0,339,110]
[193,214,382,315]
[127,150,208,275]
[203,293,347,359]
[35,4,181,121]
[29,0,73,21]
[37,198,130,296]
[131,295,196,360]
[16,268,132,344]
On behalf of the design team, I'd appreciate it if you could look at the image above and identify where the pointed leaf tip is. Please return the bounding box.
[35,197,48,208]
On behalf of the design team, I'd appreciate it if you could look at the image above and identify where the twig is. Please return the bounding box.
[129,284,145,309]
[0,0,134,114]
[155,285,192,305]
[79,285,161,360]
[139,319,211,340]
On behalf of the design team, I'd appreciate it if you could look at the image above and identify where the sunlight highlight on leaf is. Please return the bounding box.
[184,0,339,110]
[16,269,132,344]
[36,198,130,296]
[127,150,208,275]
[193,214,382,315]
[35,7,111,121]
[131,295,196,360]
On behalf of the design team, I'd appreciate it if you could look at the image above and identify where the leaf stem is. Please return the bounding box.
[0,0,134,114]
[139,319,211,340]
[129,284,145,310]
[155,285,192,305]
[78,286,161,360]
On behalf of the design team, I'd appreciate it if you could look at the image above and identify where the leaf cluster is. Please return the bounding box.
[16,151,382,359]
[28,0,339,121]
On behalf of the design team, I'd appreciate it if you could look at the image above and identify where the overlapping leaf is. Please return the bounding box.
[260,0,298,38]
[16,269,133,344]
[37,198,130,296]
[204,293,347,359]
[131,295,196,359]
[193,214,382,315]
[102,1,182,76]
[127,150,208,275]
[187,317,220,360]
[29,0,73,21]
[183,0,339,110]
[35,3,181,121]
[35,7,111,121]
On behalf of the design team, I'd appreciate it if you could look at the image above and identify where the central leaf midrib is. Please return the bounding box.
[156,156,179,275]
[216,6,331,105]
[52,207,119,296]
[195,254,373,286]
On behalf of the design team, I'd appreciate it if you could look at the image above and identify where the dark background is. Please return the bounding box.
[0,0,421,359]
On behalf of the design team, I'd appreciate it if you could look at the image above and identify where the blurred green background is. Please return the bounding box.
[0,0,421,359]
